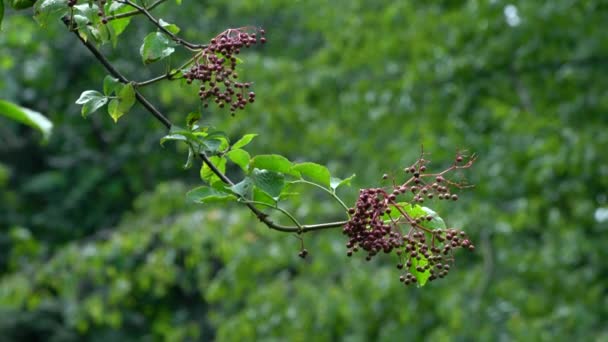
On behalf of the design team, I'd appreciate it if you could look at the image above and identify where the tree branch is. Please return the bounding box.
[135,54,198,87]
[62,16,172,128]
[62,17,346,234]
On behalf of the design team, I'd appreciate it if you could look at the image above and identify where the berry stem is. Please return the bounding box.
[240,199,304,230]
[290,179,351,214]
[388,201,434,234]
[135,54,200,87]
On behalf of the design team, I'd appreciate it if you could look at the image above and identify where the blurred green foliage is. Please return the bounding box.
[1,0,607,341]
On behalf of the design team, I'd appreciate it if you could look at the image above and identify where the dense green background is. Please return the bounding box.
[1,0,607,341]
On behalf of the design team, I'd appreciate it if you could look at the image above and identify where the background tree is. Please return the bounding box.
[0,0,607,341]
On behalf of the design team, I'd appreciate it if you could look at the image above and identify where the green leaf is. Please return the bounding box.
[199,131,229,154]
[107,1,124,12]
[410,255,431,287]
[230,177,253,198]
[9,0,37,10]
[159,19,180,34]
[330,174,356,191]
[249,154,295,175]
[200,156,226,185]
[420,206,447,230]
[183,148,194,169]
[226,149,251,171]
[186,112,200,129]
[75,90,108,117]
[70,3,113,44]
[186,186,237,204]
[107,83,135,123]
[160,126,225,152]
[0,100,53,142]
[34,0,69,27]
[105,4,132,46]
[387,204,447,231]
[232,133,257,149]
[292,162,331,188]
[103,76,121,96]
[72,14,90,40]
[140,32,176,64]
[161,126,197,147]
[160,133,188,146]
[401,203,426,218]
[253,187,277,206]
[251,168,285,199]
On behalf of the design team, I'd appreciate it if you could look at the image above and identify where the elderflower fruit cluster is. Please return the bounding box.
[343,153,476,286]
[184,27,266,115]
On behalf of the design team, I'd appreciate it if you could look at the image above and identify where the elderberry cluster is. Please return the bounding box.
[343,188,404,260]
[343,152,476,286]
[397,228,474,286]
[184,27,266,115]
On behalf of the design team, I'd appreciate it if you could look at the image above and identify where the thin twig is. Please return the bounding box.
[242,200,304,230]
[118,0,206,51]
[135,54,199,87]
[291,179,351,213]
[106,0,167,21]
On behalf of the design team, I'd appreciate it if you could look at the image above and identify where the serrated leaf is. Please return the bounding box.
[159,18,180,34]
[292,162,331,188]
[75,90,108,117]
[186,186,237,204]
[232,133,258,149]
[251,168,285,199]
[226,149,250,171]
[0,100,53,142]
[103,76,121,96]
[330,174,356,191]
[249,154,294,175]
[34,0,69,27]
[140,32,175,64]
